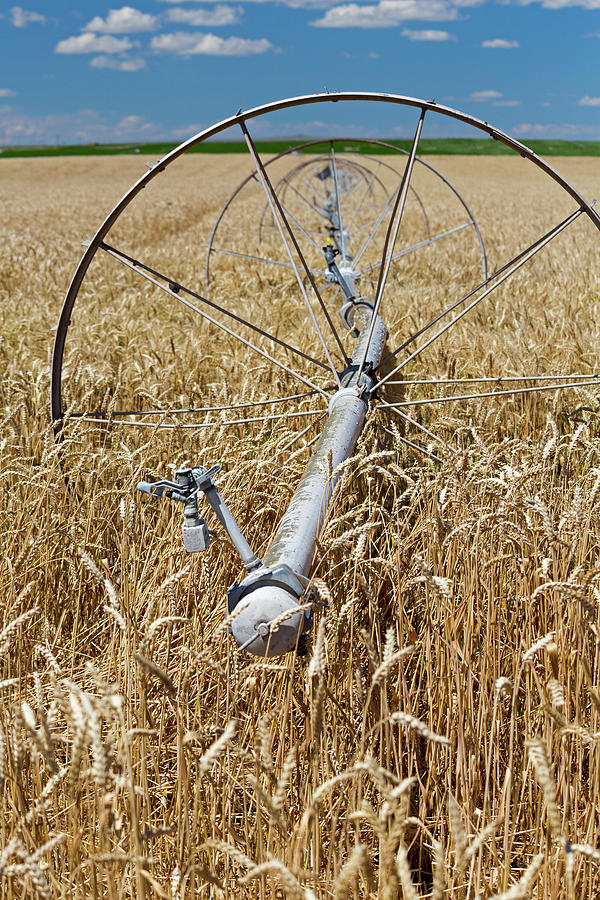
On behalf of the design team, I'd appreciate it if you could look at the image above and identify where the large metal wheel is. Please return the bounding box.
[52,92,600,482]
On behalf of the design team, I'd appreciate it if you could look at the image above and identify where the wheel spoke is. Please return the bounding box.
[375,207,585,390]
[330,142,346,260]
[240,121,350,377]
[303,432,321,450]
[385,374,599,386]
[379,404,456,453]
[351,172,427,266]
[265,174,327,246]
[352,184,400,267]
[100,241,328,375]
[376,422,443,462]
[350,192,424,237]
[69,389,330,419]
[378,378,600,409]
[280,177,324,218]
[98,242,330,398]
[357,107,426,380]
[209,247,320,275]
[352,167,378,217]
[278,412,328,452]
[346,212,390,240]
[278,200,323,252]
[300,168,323,203]
[358,223,472,276]
[76,408,325,430]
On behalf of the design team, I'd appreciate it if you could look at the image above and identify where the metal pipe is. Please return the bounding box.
[265,303,387,578]
[228,303,387,655]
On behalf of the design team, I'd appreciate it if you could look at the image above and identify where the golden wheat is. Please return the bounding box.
[1,153,600,898]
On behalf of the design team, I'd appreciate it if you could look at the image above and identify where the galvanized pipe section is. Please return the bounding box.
[264,303,387,578]
[228,303,387,655]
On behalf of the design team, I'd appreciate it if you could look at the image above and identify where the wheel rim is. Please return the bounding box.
[51,91,600,483]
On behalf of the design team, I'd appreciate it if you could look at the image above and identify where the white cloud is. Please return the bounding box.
[0,107,162,145]
[468,89,520,106]
[311,0,458,27]
[151,30,273,53]
[172,122,206,137]
[402,27,455,39]
[116,114,155,132]
[513,122,600,137]
[158,0,342,5]
[0,89,16,97]
[90,55,147,70]
[514,0,600,8]
[482,37,519,47]
[10,6,46,27]
[578,95,600,106]
[468,89,503,101]
[83,7,158,33]
[55,33,135,54]
[166,5,243,25]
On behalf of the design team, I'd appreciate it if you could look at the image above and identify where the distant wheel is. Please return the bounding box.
[205,137,487,300]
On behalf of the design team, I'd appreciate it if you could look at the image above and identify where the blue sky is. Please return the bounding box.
[0,0,599,144]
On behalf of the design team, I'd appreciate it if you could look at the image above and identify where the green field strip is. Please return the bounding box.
[2,137,600,158]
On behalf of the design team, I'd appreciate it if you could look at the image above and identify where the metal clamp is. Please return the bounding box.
[327,385,367,416]
[227,562,308,612]
[323,242,355,301]
[339,297,374,336]
[226,563,314,657]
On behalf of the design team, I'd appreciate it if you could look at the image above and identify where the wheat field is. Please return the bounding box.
[1,152,600,899]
